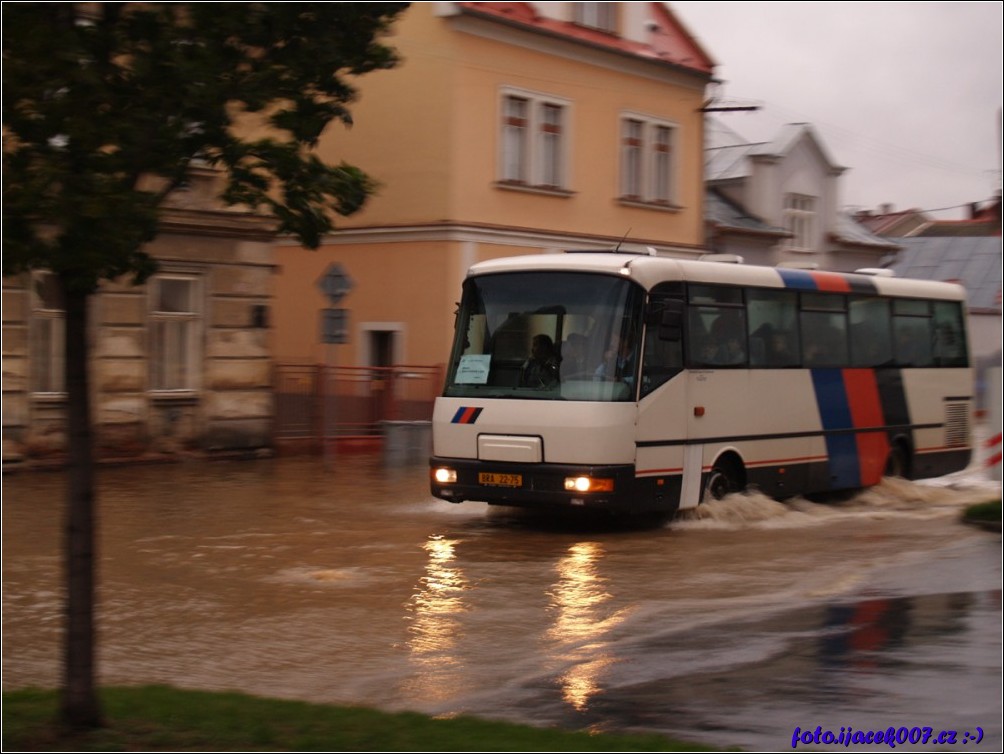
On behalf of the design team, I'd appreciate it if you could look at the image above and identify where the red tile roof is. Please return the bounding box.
[855,209,927,235]
[916,219,1001,237]
[455,2,715,77]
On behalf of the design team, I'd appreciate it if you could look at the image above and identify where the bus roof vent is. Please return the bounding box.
[777,261,820,271]
[855,268,896,277]
[700,253,744,264]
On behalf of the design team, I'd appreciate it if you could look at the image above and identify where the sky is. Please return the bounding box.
[669,1,1002,220]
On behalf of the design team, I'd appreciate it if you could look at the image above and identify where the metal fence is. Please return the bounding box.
[273,363,443,451]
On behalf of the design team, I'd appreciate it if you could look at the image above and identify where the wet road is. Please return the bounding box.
[3,454,1000,751]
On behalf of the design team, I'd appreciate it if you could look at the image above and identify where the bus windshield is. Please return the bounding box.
[444,271,645,401]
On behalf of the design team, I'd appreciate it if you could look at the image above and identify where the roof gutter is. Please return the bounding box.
[455,6,714,83]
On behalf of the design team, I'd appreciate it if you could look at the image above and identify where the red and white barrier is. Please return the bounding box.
[987,433,1003,479]
[988,367,1001,483]
[987,432,1002,473]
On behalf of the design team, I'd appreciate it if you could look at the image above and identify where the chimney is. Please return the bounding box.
[879,203,894,215]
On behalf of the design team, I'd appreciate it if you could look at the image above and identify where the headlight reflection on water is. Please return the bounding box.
[403,535,470,702]
[549,541,629,711]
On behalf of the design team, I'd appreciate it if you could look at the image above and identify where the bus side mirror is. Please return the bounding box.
[657,300,684,342]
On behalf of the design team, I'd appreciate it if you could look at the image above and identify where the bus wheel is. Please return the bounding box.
[885,442,911,479]
[702,456,744,502]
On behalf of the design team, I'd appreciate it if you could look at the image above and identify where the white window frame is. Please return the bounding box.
[149,273,203,393]
[573,2,617,33]
[619,113,678,207]
[29,271,66,395]
[538,102,564,189]
[783,193,816,251]
[652,124,673,203]
[498,88,571,193]
[501,94,529,184]
[621,118,644,200]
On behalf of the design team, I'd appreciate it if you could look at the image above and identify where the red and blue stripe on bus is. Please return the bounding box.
[779,268,911,489]
[451,406,484,424]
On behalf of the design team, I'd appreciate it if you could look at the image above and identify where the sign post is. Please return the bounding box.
[317,264,354,469]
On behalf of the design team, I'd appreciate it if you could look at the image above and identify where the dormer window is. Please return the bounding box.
[783,193,817,252]
[573,2,617,34]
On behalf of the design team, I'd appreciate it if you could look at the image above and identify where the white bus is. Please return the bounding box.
[430,251,973,514]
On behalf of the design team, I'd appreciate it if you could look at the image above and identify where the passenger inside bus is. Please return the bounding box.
[706,311,746,366]
[560,332,588,377]
[769,331,797,365]
[593,331,637,384]
[895,325,931,366]
[750,323,797,367]
[520,333,560,388]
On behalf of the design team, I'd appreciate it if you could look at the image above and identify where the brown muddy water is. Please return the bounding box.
[2,453,1000,751]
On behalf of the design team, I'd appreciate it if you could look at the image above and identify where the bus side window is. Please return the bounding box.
[688,306,746,367]
[849,297,893,367]
[709,310,746,365]
[803,314,848,367]
[747,288,799,367]
[687,308,712,366]
[641,325,682,397]
[893,299,933,367]
[895,323,933,366]
[932,301,968,367]
[686,285,747,368]
[801,294,848,368]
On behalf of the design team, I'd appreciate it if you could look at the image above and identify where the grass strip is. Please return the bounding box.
[961,498,1002,531]
[3,685,716,751]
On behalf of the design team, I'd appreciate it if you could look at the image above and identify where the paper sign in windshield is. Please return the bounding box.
[455,354,491,384]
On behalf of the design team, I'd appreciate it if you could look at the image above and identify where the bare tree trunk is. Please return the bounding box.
[59,281,103,730]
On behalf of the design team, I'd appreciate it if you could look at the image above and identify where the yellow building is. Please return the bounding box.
[273,1,716,374]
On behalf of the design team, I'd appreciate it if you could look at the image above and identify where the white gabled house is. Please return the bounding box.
[704,119,899,271]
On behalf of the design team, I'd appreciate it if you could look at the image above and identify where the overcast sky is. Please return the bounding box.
[670,1,1002,220]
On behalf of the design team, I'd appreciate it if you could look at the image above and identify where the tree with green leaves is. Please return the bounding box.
[2,1,408,730]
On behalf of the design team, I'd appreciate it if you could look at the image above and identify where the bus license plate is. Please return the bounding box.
[479,472,522,488]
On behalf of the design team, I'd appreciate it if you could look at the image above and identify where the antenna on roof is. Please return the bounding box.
[613,229,632,253]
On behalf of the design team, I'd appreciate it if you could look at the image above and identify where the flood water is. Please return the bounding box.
[3,450,1001,751]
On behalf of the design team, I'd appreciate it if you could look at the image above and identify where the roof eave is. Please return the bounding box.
[456,5,715,81]
[708,221,790,240]
[827,232,901,252]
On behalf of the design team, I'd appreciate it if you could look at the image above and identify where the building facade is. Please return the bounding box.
[2,169,277,463]
[272,1,716,370]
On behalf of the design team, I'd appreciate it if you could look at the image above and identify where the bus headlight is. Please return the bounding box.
[433,467,457,484]
[564,476,614,493]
